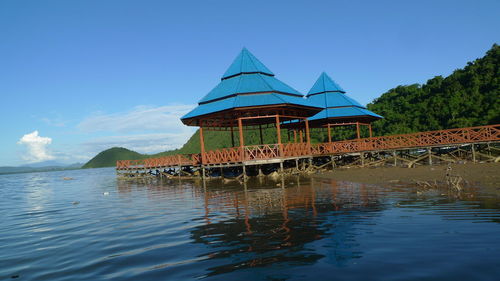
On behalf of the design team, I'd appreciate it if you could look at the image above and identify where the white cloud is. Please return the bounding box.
[83,132,195,155]
[78,104,196,133]
[41,117,66,127]
[77,104,197,155]
[17,131,55,163]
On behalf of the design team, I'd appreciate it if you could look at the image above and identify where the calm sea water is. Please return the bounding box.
[1,167,499,281]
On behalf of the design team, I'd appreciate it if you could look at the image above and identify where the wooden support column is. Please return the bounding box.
[276,115,283,157]
[356,122,360,139]
[427,147,432,165]
[238,118,244,161]
[368,124,373,138]
[199,121,206,165]
[259,124,264,145]
[293,130,297,143]
[230,126,235,147]
[327,123,332,143]
[305,118,311,155]
[299,130,303,143]
[305,119,311,145]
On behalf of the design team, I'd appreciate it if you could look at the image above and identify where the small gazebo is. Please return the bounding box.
[305,72,382,141]
[181,48,322,165]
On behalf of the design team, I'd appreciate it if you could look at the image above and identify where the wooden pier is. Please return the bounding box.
[116,124,500,179]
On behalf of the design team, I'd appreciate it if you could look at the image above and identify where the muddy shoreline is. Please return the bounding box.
[313,162,500,189]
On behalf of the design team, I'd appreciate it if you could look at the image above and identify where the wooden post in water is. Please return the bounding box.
[471,144,476,163]
[427,147,432,165]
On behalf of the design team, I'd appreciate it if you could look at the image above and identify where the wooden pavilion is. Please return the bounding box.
[181,48,322,168]
[284,72,382,141]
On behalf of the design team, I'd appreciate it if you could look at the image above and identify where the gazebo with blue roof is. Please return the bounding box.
[181,48,322,165]
[305,72,382,140]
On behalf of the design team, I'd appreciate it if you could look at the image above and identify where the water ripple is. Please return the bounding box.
[0,168,499,280]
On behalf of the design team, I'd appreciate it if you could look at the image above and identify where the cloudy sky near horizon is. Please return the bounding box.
[1,0,499,166]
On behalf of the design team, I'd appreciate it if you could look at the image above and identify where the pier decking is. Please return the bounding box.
[116,124,500,177]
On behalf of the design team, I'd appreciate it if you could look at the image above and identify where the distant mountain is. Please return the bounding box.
[82,147,147,168]
[21,160,67,168]
[0,162,83,175]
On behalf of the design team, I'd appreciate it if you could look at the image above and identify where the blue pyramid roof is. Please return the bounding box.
[182,49,321,122]
[198,73,302,104]
[307,72,345,96]
[308,107,383,121]
[222,48,274,79]
[306,72,382,122]
[183,94,317,120]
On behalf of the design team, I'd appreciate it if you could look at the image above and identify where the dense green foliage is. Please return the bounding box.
[85,44,499,167]
[367,44,500,135]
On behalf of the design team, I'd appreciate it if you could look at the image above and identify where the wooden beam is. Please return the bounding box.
[276,115,282,156]
[199,121,206,165]
[305,118,311,145]
[327,123,332,143]
[356,122,360,139]
[238,118,244,161]
[230,126,235,147]
[259,124,264,145]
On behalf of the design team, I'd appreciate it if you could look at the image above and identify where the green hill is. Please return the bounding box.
[85,44,499,167]
[82,147,147,168]
[367,43,500,135]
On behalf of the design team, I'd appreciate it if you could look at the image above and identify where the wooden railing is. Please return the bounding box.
[311,124,500,155]
[204,147,240,164]
[244,144,280,161]
[116,124,500,170]
[116,153,200,170]
[282,142,310,157]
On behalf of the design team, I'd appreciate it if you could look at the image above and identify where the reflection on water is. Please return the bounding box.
[1,168,500,281]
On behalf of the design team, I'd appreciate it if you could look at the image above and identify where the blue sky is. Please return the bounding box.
[1,0,499,166]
